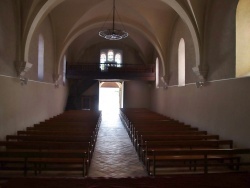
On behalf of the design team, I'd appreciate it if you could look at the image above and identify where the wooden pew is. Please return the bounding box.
[130,126,198,142]
[0,110,101,177]
[136,135,219,152]
[45,115,100,123]
[146,148,250,176]
[126,120,181,130]
[17,130,96,136]
[123,113,167,118]
[26,126,97,132]
[22,128,98,146]
[0,141,91,149]
[0,141,92,160]
[30,123,98,130]
[140,140,233,163]
[120,108,174,129]
[6,135,94,144]
[134,130,207,148]
[28,125,98,136]
[140,135,219,143]
[0,150,88,176]
[43,111,101,123]
[120,108,250,176]
[33,122,98,127]
[130,123,191,135]
[16,130,98,146]
[129,119,181,126]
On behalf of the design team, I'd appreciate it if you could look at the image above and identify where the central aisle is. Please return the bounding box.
[88,110,147,177]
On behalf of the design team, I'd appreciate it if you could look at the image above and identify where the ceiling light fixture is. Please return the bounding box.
[99,0,128,40]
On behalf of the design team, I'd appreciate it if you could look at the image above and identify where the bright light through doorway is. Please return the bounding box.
[99,87,120,112]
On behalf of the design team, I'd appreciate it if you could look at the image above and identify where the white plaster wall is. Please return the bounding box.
[0,76,68,140]
[205,0,238,80]
[150,77,250,148]
[123,81,151,109]
[150,0,250,148]
[0,1,68,140]
[0,0,17,76]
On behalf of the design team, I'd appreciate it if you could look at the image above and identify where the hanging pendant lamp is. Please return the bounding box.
[99,0,128,40]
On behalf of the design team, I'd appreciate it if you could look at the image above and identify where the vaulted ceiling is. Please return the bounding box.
[21,0,202,76]
[50,0,176,63]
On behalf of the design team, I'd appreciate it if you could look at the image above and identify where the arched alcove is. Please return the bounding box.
[155,58,160,88]
[178,38,185,86]
[38,34,44,81]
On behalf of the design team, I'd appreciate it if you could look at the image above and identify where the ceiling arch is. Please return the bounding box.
[24,0,65,62]
[22,0,202,81]
[160,0,201,67]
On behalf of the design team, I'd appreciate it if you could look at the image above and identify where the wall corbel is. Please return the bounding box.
[160,75,168,89]
[15,61,32,85]
[192,64,208,87]
[53,73,62,88]
[16,61,33,77]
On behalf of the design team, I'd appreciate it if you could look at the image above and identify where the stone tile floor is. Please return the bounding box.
[88,110,147,178]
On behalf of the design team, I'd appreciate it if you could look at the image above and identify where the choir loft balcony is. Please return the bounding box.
[66,63,156,81]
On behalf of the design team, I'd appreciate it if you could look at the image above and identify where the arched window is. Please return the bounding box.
[115,53,121,67]
[38,34,44,81]
[178,38,185,86]
[155,58,159,88]
[100,53,106,63]
[63,55,66,84]
[107,50,114,61]
[236,0,250,77]
[100,53,106,70]
[100,49,123,70]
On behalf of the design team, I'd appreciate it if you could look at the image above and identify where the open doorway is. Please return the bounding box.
[99,81,124,112]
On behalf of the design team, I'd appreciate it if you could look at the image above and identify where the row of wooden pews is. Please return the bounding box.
[120,108,250,176]
[0,110,101,178]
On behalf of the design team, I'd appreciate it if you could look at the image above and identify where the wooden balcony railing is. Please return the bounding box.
[66,63,155,81]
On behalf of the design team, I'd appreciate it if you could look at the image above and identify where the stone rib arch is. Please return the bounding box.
[23,0,65,65]
[160,0,202,81]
